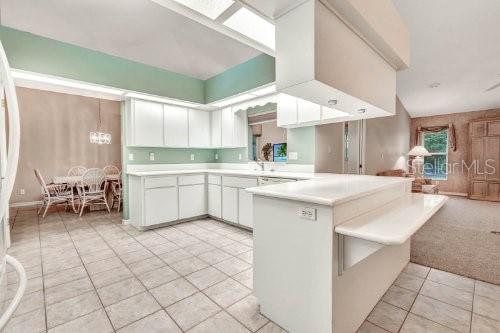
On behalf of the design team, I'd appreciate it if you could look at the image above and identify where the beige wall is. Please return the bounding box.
[315,122,344,173]
[255,121,287,161]
[364,97,411,175]
[411,108,500,195]
[11,87,122,204]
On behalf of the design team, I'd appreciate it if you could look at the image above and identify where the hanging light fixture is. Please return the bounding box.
[90,99,112,144]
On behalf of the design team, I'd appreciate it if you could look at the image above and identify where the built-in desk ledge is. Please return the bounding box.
[335,193,448,245]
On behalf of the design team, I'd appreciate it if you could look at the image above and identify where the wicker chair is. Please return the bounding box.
[35,169,77,218]
[103,165,120,177]
[77,168,110,216]
[110,179,122,212]
[67,166,87,177]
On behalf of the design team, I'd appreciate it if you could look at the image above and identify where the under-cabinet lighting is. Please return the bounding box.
[212,93,255,107]
[11,69,125,95]
[125,92,200,108]
[172,0,234,20]
[223,7,275,50]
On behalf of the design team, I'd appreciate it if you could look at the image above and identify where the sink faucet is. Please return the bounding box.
[254,160,265,171]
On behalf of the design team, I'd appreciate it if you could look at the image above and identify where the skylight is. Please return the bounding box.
[172,0,234,20]
[223,7,275,50]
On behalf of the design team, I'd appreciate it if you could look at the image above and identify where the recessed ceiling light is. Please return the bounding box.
[172,0,234,20]
[358,108,366,114]
[328,99,338,106]
[126,92,200,107]
[223,7,275,50]
[11,69,124,95]
[429,82,440,88]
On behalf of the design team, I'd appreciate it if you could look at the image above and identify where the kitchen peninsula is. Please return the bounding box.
[247,175,447,333]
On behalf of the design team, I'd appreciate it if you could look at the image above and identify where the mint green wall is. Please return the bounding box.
[286,127,316,165]
[0,26,205,103]
[216,148,248,164]
[205,54,275,103]
[126,147,216,164]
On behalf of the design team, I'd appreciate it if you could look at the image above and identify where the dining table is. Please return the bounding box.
[53,174,120,185]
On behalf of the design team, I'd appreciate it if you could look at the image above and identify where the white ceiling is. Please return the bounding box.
[0,0,261,80]
[393,0,500,117]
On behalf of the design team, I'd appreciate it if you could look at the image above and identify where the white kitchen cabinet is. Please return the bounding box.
[189,110,211,148]
[164,105,188,147]
[297,98,321,123]
[233,109,248,147]
[211,109,222,148]
[179,184,207,218]
[222,186,238,223]
[130,99,164,147]
[208,184,222,218]
[144,187,178,226]
[277,94,297,127]
[238,189,253,228]
[221,107,234,147]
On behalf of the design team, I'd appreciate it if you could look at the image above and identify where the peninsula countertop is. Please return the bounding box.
[246,174,413,206]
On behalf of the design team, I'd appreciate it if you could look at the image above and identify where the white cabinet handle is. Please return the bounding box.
[0,255,27,330]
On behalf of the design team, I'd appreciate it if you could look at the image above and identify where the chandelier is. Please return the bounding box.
[90,99,111,144]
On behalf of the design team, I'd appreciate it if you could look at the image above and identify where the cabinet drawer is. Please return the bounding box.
[222,176,258,188]
[144,176,177,189]
[178,174,205,185]
[208,174,222,185]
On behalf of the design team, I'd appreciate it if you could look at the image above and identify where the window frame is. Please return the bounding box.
[422,129,449,180]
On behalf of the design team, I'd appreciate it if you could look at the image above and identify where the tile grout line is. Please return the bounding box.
[470,280,475,332]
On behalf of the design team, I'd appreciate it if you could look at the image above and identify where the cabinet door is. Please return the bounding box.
[179,184,207,219]
[189,110,211,148]
[485,136,500,180]
[277,93,297,127]
[238,189,253,228]
[221,107,234,147]
[297,98,321,123]
[222,186,238,223]
[132,100,164,147]
[211,110,222,148]
[144,187,178,226]
[208,184,222,218]
[164,105,188,147]
[233,109,248,147]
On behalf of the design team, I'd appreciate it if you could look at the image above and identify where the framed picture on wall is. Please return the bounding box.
[273,143,287,162]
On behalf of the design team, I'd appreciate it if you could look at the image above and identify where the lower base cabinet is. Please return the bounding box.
[179,184,207,218]
[144,187,178,226]
[238,189,253,228]
[208,184,222,218]
[222,186,238,223]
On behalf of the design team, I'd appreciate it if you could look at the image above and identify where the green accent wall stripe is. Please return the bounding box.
[0,26,205,103]
[204,54,275,103]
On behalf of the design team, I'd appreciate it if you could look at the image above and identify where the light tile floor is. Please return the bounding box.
[4,207,500,333]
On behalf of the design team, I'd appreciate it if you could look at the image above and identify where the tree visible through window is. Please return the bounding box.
[422,130,448,180]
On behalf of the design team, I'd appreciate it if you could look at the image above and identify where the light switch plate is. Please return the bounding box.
[299,207,316,220]
[128,153,134,161]
[190,154,195,161]
[289,152,298,160]
[149,152,155,161]
[238,153,242,160]
[215,153,218,160]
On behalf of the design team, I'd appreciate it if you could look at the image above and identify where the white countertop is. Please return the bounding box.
[246,174,413,206]
[127,169,327,180]
[335,193,448,245]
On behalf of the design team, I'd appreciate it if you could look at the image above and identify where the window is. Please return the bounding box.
[422,130,448,180]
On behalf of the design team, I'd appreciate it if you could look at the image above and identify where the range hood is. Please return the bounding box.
[275,0,409,120]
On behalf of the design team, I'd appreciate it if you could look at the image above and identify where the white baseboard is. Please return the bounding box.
[10,201,42,208]
[122,219,130,225]
[438,191,468,197]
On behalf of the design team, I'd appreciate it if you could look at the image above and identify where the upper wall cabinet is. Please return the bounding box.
[129,99,164,147]
[164,105,189,147]
[126,99,247,149]
[189,110,211,148]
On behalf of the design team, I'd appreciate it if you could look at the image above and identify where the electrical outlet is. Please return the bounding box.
[289,152,298,160]
[238,153,242,160]
[19,189,25,195]
[190,154,195,161]
[149,152,155,161]
[128,153,134,161]
[215,153,218,160]
[299,207,316,221]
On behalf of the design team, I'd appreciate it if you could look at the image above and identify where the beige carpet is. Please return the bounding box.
[411,196,500,285]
